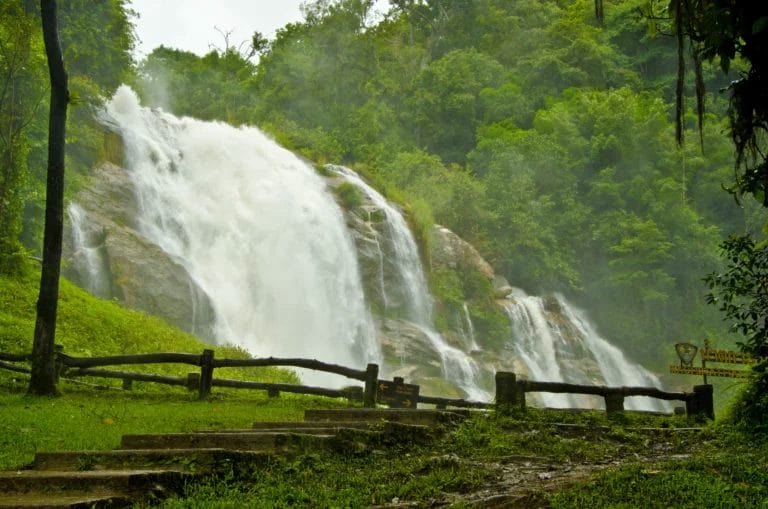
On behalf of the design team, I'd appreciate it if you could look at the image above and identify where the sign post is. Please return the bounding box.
[670,339,762,380]
[377,377,420,409]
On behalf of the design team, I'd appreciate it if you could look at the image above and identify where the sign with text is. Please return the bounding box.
[669,365,751,379]
[670,339,765,380]
[377,377,419,409]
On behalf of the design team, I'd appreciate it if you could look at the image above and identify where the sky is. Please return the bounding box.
[130,0,389,59]
[130,0,304,58]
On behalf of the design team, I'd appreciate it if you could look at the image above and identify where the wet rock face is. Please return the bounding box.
[429,225,494,279]
[63,163,215,339]
[326,175,414,318]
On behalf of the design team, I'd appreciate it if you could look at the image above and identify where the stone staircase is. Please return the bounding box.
[0,409,466,508]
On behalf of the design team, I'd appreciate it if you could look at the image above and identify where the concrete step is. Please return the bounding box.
[0,491,132,508]
[120,431,332,451]
[304,408,468,426]
[199,427,355,435]
[0,468,189,496]
[250,421,379,431]
[32,448,269,472]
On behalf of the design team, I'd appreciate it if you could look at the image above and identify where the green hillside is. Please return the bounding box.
[0,264,297,384]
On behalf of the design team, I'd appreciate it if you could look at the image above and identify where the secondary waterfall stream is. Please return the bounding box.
[328,166,489,401]
[503,289,671,411]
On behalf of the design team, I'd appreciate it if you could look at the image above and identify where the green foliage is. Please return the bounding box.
[137,46,257,125]
[430,268,510,349]
[548,452,768,508]
[725,372,768,438]
[0,3,46,275]
[705,236,768,358]
[704,235,768,436]
[332,181,364,209]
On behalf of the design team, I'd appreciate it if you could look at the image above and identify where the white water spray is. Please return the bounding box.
[503,289,671,411]
[329,165,489,400]
[67,203,112,298]
[97,87,379,385]
[461,302,481,352]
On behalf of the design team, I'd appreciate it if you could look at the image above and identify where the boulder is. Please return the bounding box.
[429,225,495,280]
[63,163,215,339]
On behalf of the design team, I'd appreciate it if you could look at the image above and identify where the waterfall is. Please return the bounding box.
[95,86,379,385]
[67,203,112,298]
[461,302,480,351]
[328,165,489,401]
[503,289,671,411]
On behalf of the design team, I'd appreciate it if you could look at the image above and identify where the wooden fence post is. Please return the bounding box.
[198,349,215,400]
[363,363,379,408]
[686,384,714,419]
[604,392,624,414]
[495,372,525,410]
[186,372,200,391]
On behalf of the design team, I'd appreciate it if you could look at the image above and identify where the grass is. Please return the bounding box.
[0,380,349,470]
[548,447,768,508]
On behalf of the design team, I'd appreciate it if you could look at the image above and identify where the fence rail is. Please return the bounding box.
[0,347,714,418]
[495,372,713,419]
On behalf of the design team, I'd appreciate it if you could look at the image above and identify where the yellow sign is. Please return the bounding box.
[669,365,752,378]
[700,348,766,365]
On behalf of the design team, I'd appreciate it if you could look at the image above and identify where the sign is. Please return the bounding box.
[669,365,751,379]
[675,342,698,367]
[670,339,764,380]
[377,377,419,409]
[700,348,764,365]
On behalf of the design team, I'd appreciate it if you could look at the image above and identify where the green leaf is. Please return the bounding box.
[752,17,768,35]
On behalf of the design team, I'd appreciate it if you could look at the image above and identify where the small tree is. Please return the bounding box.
[28,0,69,396]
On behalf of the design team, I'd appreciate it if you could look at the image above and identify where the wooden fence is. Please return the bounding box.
[0,349,713,417]
[494,372,713,419]
[0,348,379,407]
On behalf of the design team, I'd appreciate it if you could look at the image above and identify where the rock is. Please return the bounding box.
[379,318,443,379]
[429,225,494,280]
[63,163,216,339]
[492,275,513,299]
[326,174,416,317]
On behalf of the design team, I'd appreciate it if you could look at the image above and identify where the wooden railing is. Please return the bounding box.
[494,372,713,419]
[0,350,713,418]
[0,348,379,407]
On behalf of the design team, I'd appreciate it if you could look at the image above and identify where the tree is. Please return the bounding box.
[0,2,46,275]
[29,0,69,396]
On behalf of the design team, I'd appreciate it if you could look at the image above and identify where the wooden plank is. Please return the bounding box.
[61,352,201,369]
[67,368,187,386]
[214,357,367,381]
[670,365,751,378]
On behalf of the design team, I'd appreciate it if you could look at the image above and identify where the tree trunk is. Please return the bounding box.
[28,0,69,396]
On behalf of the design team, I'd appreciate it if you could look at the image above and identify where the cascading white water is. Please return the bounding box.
[503,288,671,411]
[328,165,489,401]
[461,302,481,351]
[97,86,379,385]
[67,203,112,298]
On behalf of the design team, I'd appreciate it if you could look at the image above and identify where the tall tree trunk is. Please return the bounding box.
[28,0,69,396]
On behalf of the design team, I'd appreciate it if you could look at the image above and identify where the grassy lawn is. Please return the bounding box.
[0,379,351,470]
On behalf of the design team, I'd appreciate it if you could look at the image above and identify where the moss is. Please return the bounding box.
[332,181,364,210]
